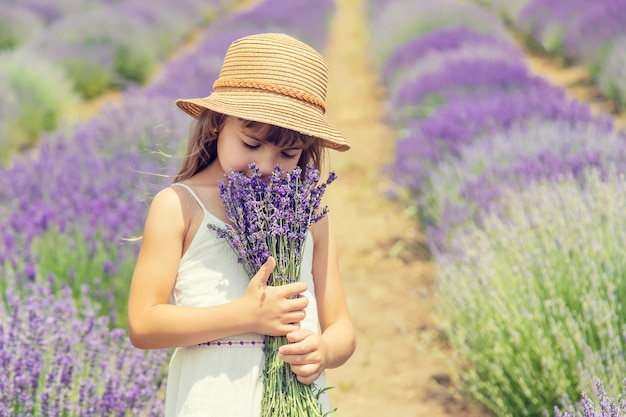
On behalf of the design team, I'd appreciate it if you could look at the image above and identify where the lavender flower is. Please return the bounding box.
[380,27,519,84]
[369,0,510,69]
[392,86,596,191]
[0,281,168,416]
[209,163,336,417]
[212,163,335,283]
[554,379,626,417]
[421,119,626,248]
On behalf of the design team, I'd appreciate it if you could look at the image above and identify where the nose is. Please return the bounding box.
[254,151,280,179]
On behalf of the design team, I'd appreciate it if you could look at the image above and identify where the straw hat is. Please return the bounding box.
[175,33,350,152]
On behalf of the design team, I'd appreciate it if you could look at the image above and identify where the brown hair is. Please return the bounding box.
[173,109,326,183]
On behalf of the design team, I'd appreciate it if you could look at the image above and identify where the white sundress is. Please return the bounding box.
[164,183,330,417]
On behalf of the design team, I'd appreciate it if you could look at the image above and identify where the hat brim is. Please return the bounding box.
[175,89,350,152]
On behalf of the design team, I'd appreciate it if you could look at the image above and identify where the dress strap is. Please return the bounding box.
[171,183,208,215]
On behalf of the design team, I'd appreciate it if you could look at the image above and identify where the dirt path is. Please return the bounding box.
[321,1,489,415]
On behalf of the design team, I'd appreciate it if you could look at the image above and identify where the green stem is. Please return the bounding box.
[261,335,325,416]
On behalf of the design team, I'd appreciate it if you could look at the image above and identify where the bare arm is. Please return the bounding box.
[127,187,308,350]
[311,215,356,369]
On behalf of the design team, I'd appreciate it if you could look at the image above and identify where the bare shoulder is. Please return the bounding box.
[310,215,332,244]
[143,186,190,236]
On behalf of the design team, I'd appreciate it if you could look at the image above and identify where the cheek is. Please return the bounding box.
[217,141,249,172]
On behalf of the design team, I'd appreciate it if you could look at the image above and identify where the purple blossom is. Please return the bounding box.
[381,27,522,86]
[392,87,597,191]
[369,0,511,68]
[564,1,626,67]
[380,27,519,79]
[391,58,546,117]
[423,120,626,252]
[555,379,626,417]
[210,163,335,284]
[0,281,168,416]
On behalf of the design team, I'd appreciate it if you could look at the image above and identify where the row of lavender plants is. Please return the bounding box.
[368,0,626,416]
[0,0,235,162]
[487,0,626,111]
[0,1,337,414]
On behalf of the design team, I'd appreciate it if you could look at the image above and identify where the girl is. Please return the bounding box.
[127,33,356,416]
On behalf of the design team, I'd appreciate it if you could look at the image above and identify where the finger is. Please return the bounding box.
[281,310,306,325]
[284,329,311,344]
[296,371,321,385]
[284,296,308,313]
[279,334,315,355]
[251,256,275,286]
[289,364,321,385]
[280,282,308,298]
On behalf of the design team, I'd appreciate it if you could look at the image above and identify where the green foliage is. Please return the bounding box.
[0,50,78,160]
[0,7,44,50]
[31,225,138,329]
[114,45,154,84]
[436,170,626,417]
[62,56,117,99]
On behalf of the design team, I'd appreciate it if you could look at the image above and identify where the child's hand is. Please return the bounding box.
[278,329,327,385]
[242,257,308,336]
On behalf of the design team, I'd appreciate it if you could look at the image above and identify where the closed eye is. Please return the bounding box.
[242,141,260,150]
[282,152,298,159]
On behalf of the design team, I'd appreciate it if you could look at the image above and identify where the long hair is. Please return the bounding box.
[173,109,326,183]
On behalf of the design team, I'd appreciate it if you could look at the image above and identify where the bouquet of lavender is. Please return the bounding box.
[210,163,336,416]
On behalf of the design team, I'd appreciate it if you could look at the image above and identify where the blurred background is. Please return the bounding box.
[1,0,626,415]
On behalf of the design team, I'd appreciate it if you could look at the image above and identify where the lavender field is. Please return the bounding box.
[2,0,626,415]
[0,0,336,414]
[368,0,626,416]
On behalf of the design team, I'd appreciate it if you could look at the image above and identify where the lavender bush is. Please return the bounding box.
[392,86,595,191]
[422,119,626,250]
[598,36,626,111]
[368,1,626,416]
[211,164,336,416]
[0,5,44,49]
[390,57,542,126]
[488,0,532,21]
[563,2,626,76]
[500,0,626,90]
[435,169,626,417]
[0,95,187,327]
[368,0,510,69]
[382,28,523,104]
[25,11,159,91]
[554,379,626,417]
[0,49,78,160]
[20,0,230,98]
[0,280,168,416]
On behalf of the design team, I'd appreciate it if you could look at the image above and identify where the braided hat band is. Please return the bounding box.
[212,78,327,113]
[175,33,350,152]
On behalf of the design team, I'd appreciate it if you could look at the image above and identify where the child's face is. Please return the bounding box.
[216,117,305,178]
